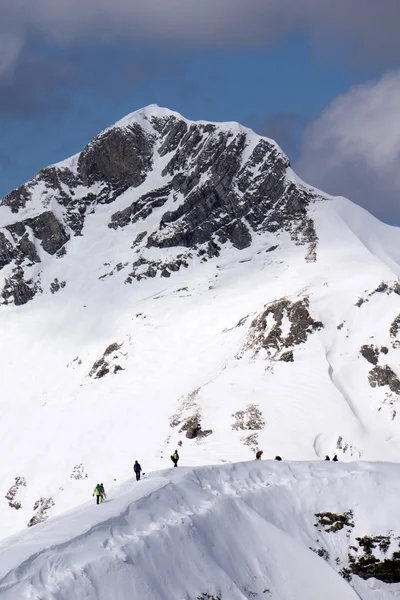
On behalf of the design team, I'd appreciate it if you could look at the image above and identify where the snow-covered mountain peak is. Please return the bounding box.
[0,107,400,596]
[0,106,316,305]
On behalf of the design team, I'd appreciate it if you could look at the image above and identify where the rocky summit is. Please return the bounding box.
[0,105,318,304]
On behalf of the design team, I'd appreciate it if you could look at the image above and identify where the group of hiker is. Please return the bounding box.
[255,450,339,462]
[256,450,282,461]
[325,454,338,461]
[93,450,180,504]
[93,448,339,505]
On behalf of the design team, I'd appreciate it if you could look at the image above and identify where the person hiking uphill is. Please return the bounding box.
[255,450,263,460]
[93,483,106,504]
[133,460,142,481]
[171,450,179,467]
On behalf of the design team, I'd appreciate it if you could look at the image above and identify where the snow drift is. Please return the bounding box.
[1,460,399,600]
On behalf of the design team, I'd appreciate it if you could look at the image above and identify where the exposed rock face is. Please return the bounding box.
[369,365,400,395]
[0,106,322,305]
[390,314,400,345]
[78,124,155,189]
[27,497,55,527]
[24,212,69,256]
[0,233,15,268]
[89,342,124,378]
[241,297,323,359]
[1,267,40,306]
[360,345,379,365]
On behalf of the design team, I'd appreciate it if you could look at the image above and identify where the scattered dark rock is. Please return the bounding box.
[89,342,123,378]
[104,342,121,357]
[369,365,400,394]
[360,344,379,365]
[232,405,265,431]
[27,497,55,527]
[279,350,294,362]
[180,413,202,439]
[347,535,400,583]
[310,547,329,561]
[390,314,400,340]
[95,363,110,379]
[70,464,88,480]
[131,231,147,247]
[5,476,26,509]
[314,510,354,533]
[374,282,389,294]
[50,278,66,294]
[243,296,323,358]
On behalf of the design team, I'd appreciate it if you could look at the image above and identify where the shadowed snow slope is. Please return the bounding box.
[2,460,400,600]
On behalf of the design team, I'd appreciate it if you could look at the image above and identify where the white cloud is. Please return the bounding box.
[295,71,400,223]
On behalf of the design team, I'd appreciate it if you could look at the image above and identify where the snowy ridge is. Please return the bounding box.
[0,460,399,599]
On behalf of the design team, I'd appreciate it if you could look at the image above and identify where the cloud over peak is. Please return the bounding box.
[295,71,400,223]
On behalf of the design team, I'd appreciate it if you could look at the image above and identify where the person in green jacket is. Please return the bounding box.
[93,483,105,504]
[171,450,179,467]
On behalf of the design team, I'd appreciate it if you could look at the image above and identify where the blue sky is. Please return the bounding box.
[1,1,400,222]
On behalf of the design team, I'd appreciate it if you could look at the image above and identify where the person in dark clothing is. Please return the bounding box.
[274,456,282,461]
[171,450,179,467]
[325,455,330,461]
[99,483,106,499]
[255,450,263,460]
[332,455,338,462]
[93,483,104,504]
[133,461,142,481]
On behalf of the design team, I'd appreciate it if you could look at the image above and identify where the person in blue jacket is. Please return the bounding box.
[133,460,142,481]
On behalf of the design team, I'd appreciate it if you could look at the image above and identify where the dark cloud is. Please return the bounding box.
[0,43,77,117]
[1,1,400,70]
[295,71,400,224]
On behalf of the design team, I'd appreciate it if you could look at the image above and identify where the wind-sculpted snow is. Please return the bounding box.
[3,461,400,600]
[0,461,399,599]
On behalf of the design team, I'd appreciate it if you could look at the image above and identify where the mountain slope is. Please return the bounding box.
[0,106,399,548]
[2,460,400,600]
